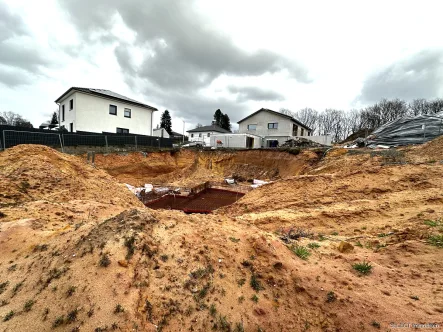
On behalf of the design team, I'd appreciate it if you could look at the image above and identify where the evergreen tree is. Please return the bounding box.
[50,111,58,125]
[213,109,223,126]
[220,114,231,131]
[160,110,172,135]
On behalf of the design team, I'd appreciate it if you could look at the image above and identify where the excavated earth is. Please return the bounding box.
[0,143,442,331]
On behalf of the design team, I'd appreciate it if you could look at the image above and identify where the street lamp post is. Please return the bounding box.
[182,120,185,144]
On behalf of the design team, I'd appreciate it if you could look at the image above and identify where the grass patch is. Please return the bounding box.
[67,308,78,323]
[250,274,263,292]
[251,294,259,303]
[237,278,246,287]
[234,322,245,332]
[0,281,8,295]
[326,291,337,303]
[428,234,443,248]
[114,304,125,313]
[238,296,245,303]
[307,242,320,249]
[52,315,65,328]
[290,245,311,260]
[12,281,23,295]
[352,261,373,275]
[24,299,35,312]
[160,254,168,262]
[424,219,440,227]
[3,311,14,322]
[124,235,136,259]
[190,265,214,279]
[209,303,217,317]
[99,253,111,267]
[229,237,240,243]
[66,286,76,297]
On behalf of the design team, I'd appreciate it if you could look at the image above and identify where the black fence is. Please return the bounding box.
[0,125,173,151]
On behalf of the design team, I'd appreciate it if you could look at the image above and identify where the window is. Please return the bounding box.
[199,133,202,137]
[268,123,278,129]
[61,105,65,122]
[69,99,73,110]
[69,123,73,132]
[207,133,210,137]
[292,124,298,136]
[247,124,257,130]
[109,105,117,115]
[124,108,131,118]
[116,127,129,134]
[191,133,194,138]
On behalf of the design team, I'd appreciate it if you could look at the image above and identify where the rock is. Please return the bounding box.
[118,260,128,267]
[338,241,354,253]
[155,271,165,279]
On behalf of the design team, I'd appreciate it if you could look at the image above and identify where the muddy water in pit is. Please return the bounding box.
[145,188,244,213]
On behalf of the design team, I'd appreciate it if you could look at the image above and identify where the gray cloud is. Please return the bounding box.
[59,0,309,123]
[227,86,285,102]
[0,3,50,87]
[359,50,443,103]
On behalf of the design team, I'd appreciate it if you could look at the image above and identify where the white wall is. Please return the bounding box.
[210,134,262,148]
[238,111,310,137]
[153,128,170,138]
[58,91,77,132]
[188,131,217,144]
[58,92,154,135]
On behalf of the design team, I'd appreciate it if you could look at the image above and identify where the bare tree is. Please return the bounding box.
[0,111,33,128]
[293,108,319,134]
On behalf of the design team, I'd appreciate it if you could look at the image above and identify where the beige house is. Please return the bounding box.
[238,108,312,147]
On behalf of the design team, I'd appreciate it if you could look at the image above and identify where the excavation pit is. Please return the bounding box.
[145,188,244,213]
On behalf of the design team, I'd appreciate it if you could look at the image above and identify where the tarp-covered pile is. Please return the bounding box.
[367,112,443,147]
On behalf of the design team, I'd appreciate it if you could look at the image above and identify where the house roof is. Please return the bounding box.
[187,124,231,133]
[237,108,311,131]
[170,131,185,137]
[55,87,158,111]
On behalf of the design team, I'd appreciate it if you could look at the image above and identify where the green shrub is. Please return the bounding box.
[352,261,373,275]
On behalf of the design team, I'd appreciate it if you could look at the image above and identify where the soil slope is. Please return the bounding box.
[1,144,442,331]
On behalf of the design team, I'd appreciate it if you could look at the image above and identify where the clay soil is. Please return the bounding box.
[0,144,442,332]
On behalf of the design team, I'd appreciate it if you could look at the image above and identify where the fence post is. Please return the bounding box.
[105,136,108,153]
[58,134,64,153]
[135,136,137,151]
[2,130,5,150]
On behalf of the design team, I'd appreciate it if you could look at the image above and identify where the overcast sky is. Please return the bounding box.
[1,0,442,132]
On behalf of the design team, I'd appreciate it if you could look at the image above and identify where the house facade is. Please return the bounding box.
[55,87,157,135]
[187,124,230,145]
[238,108,312,147]
[153,127,170,138]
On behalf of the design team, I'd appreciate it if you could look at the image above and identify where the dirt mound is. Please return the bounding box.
[93,150,195,186]
[1,145,443,331]
[0,145,142,208]
[405,135,443,163]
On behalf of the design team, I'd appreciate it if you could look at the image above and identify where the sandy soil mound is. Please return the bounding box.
[1,144,442,331]
[0,145,142,208]
[404,135,443,163]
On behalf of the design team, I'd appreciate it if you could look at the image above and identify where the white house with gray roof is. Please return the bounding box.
[187,124,230,145]
[55,87,158,135]
[238,108,315,147]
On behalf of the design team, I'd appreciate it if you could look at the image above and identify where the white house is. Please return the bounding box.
[186,124,231,145]
[237,108,331,146]
[55,87,158,135]
[153,127,170,138]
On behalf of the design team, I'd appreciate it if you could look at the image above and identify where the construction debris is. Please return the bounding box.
[281,137,325,148]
